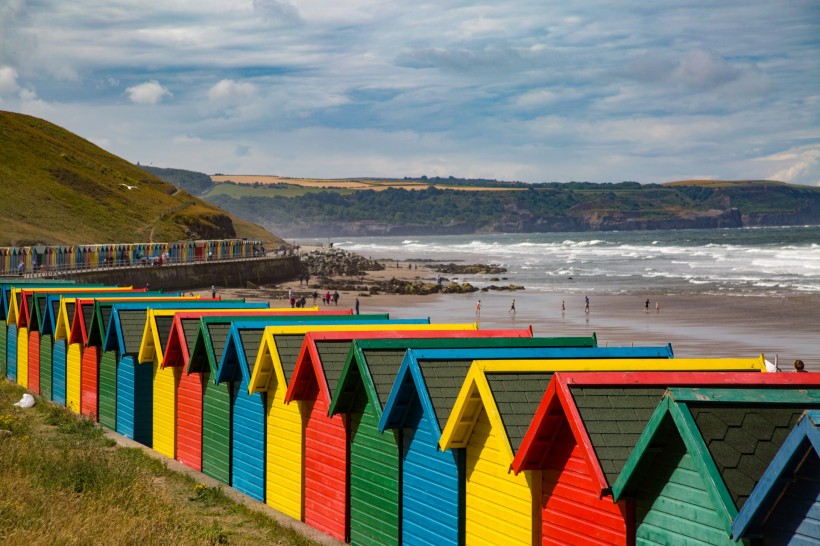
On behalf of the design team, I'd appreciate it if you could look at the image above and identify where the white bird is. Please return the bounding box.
[120,183,138,190]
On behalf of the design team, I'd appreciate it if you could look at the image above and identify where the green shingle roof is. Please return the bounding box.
[273,334,306,382]
[315,340,355,394]
[119,309,148,355]
[418,359,475,431]
[571,386,667,485]
[691,406,806,509]
[206,323,232,362]
[181,318,200,354]
[486,372,553,453]
[81,304,94,333]
[155,316,174,353]
[362,349,408,409]
[238,329,264,377]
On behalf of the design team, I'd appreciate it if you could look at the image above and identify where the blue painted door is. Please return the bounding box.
[52,339,67,405]
[402,401,462,546]
[116,356,153,446]
[7,325,17,381]
[231,379,266,502]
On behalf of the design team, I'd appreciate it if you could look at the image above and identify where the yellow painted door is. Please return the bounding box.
[17,328,28,388]
[152,361,179,458]
[265,383,305,520]
[66,343,82,414]
[465,410,535,546]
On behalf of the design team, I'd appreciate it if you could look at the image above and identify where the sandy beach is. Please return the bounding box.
[217,248,819,372]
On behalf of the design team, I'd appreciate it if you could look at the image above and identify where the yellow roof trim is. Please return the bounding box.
[473,356,766,373]
[438,365,515,464]
[438,355,768,467]
[248,322,477,394]
[53,297,78,341]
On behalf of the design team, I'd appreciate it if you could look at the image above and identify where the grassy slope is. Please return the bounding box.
[0,380,318,545]
[0,111,280,246]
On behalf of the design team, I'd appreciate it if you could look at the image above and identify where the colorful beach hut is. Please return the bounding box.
[511,371,812,546]
[217,319,431,503]
[732,410,820,544]
[284,328,524,540]
[347,343,667,546]
[81,295,209,431]
[135,305,272,459]
[186,313,386,483]
[439,357,769,546]
[101,300,251,445]
[162,309,350,471]
[612,384,820,546]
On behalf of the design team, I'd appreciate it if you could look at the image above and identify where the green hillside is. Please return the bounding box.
[203,179,820,237]
[0,111,279,246]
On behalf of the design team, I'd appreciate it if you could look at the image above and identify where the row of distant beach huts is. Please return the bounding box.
[0,238,265,274]
[0,278,818,546]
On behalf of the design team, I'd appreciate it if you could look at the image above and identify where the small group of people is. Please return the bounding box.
[321,290,340,305]
[644,298,660,312]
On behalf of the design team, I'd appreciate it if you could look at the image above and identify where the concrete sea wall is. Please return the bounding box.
[66,255,300,292]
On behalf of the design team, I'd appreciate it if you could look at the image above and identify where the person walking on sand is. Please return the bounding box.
[509,299,516,315]
[645,298,650,313]
[561,300,565,313]
[584,296,590,314]
[475,300,481,317]
[656,301,660,313]
[355,298,360,315]
[211,285,216,299]
[333,290,340,305]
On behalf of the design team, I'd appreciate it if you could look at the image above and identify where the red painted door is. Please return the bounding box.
[177,369,204,471]
[28,331,41,394]
[304,396,348,541]
[541,420,627,545]
[80,346,100,420]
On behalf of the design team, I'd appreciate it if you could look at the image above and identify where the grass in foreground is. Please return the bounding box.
[0,379,320,546]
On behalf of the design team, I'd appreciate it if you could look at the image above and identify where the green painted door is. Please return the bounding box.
[202,372,232,485]
[98,351,118,430]
[39,334,53,400]
[349,399,400,546]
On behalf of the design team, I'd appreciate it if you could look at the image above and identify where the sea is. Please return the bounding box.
[325,226,820,371]
[333,225,820,297]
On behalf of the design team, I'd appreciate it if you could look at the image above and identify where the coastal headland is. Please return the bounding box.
[216,246,819,373]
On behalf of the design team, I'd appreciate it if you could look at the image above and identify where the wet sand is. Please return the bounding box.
[216,252,819,372]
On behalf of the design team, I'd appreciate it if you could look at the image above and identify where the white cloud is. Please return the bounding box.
[207,79,256,101]
[125,80,172,104]
[252,0,302,26]
[761,145,820,185]
[0,66,20,95]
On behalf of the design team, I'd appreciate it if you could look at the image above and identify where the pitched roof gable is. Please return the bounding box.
[612,386,820,536]
[440,358,770,469]
[731,410,820,540]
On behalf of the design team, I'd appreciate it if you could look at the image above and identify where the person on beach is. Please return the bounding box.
[509,299,516,315]
[211,285,216,299]
[475,300,481,317]
[324,291,330,305]
[584,296,590,314]
[794,360,807,372]
[561,300,565,313]
[312,290,318,304]
[333,290,340,305]
[355,298,360,315]
[645,298,650,312]
[656,301,660,312]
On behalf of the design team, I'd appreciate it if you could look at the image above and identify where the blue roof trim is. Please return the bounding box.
[104,307,127,354]
[379,344,674,438]
[731,410,820,540]
[406,345,673,361]
[215,324,264,384]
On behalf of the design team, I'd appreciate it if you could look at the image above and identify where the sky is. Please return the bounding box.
[1,1,819,185]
